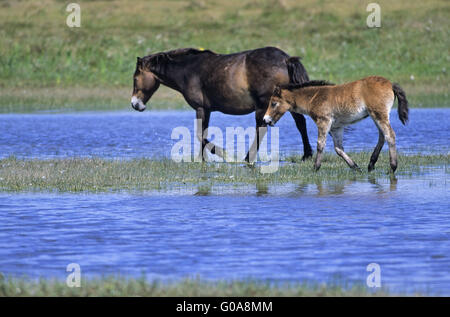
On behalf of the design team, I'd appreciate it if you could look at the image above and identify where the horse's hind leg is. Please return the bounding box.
[290,112,313,160]
[330,127,360,170]
[368,126,385,172]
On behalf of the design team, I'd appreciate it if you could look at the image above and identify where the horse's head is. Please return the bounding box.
[131,57,160,112]
[263,86,292,126]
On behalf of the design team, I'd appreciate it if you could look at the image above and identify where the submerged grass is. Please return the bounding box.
[0,0,448,112]
[0,153,447,193]
[0,275,401,297]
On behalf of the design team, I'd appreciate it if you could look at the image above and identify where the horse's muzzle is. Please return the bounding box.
[131,96,146,112]
[131,104,146,112]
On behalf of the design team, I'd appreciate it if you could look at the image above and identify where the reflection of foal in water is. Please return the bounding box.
[263,76,409,173]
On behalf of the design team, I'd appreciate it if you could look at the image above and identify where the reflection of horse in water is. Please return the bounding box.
[131,47,313,162]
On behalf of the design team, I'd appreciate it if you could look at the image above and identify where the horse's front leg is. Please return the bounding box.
[245,108,267,163]
[195,107,226,161]
[195,107,211,161]
[290,112,313,160]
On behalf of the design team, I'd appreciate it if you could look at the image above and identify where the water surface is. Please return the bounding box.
[0,170,448,295]
[0,109,448,159]
[0,108,448,295]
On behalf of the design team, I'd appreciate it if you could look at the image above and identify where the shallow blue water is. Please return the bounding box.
[0,171,449,294]
[0,109,448,159]
[0,108,449,294]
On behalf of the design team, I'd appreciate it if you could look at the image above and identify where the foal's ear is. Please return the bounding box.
[273,85,281,96]
[137,57,142,64]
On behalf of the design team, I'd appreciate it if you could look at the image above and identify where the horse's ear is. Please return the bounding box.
[136,57,143,69]
[287,56,302,63]
[273,85,281,96]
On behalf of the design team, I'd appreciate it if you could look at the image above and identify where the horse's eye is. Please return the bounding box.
[271,102,278,108]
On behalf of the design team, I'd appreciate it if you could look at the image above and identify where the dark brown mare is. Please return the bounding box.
[131,47,312,162]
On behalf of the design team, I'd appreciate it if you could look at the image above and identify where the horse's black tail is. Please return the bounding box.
[392,82,409,125]
[286,56,309,84]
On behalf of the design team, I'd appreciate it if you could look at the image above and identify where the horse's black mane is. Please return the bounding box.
[140,48,217,75]
[280,80,335,90]
[165,48,217,58]
[142,48,216,64]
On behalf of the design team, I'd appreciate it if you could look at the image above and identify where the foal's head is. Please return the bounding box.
[264,81,335,126]
[263,86,292,126]
[131,57,160,112]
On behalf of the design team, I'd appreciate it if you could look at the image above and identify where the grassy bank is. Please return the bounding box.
[0,275,400,297]
[0,153,447,193]
[0,0,448,112]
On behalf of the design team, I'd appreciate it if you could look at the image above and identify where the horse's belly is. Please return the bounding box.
[209,91,256,115]
[212,99,255,115]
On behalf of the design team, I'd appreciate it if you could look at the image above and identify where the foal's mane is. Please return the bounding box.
[280,80,335,91]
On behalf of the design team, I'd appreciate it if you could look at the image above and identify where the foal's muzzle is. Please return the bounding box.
[263,115,274,126]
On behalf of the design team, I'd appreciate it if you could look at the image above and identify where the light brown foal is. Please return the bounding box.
[263,76,409,173]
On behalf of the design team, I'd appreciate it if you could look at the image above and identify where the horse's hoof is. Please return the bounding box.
[368,163,375,172]
[245,161,256,169]
[302,152,313,161]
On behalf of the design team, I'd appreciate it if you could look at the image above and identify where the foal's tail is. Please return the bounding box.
[392,82,409,125]
[286,56,309,84]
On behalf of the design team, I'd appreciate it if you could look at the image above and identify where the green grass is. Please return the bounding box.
[0,275,404,296]
[0,0,448,112]
[0,153,447,193]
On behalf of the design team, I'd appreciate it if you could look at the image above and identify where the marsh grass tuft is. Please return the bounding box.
[0,274,404,297]
[0,153,447,193]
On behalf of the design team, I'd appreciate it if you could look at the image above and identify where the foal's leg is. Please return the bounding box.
[330,127,360,170]
[378,122,397,173]
[371,114,397,173]
[314,118,332,171]
[368,126,385,172]
[290,112,313,160]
